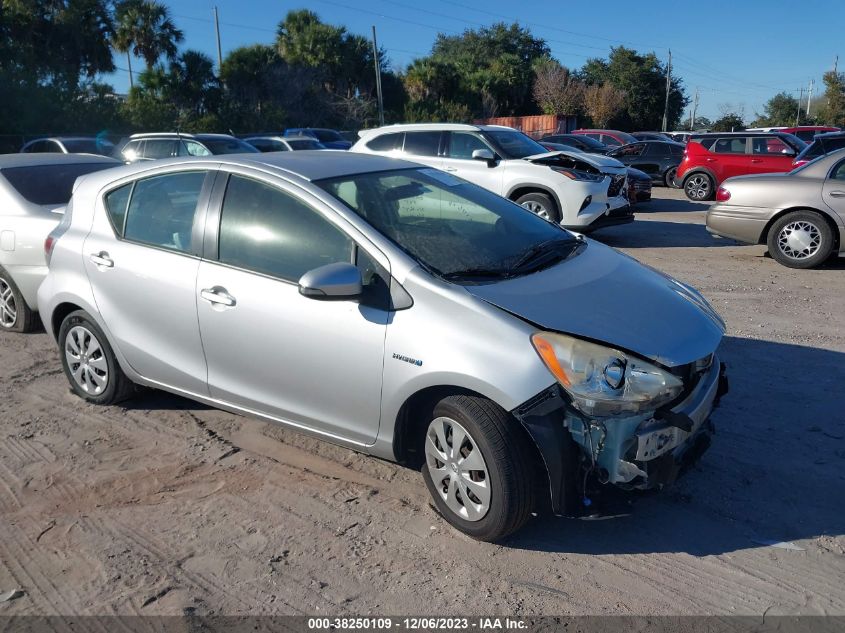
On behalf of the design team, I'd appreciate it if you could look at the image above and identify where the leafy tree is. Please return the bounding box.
[113,0,183,71]
[168,50,221,120]
[582,46,687,130]
[752,92,808,127]
[712,112,745,132]
[532,60,585,116]
[583,83,625,128]
[818,70,845,127]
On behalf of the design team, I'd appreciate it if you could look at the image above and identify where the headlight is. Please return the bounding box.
[551,167,604,182]
[531,332,683,418]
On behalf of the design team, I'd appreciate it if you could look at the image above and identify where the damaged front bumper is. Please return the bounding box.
[513,356,729,514]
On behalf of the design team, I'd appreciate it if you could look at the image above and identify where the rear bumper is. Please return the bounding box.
[2,264,48,311]
[706,205,773,244]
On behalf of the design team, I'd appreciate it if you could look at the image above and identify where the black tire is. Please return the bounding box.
[515,192,561,223]
[421,394,535,542]
[683,172,715,201]
[766,210,835,269]
[663,166,678,188]
[0,268,39,333]
[58,310,135,405]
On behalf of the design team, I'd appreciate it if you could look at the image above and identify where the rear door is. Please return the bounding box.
[83,168,214,394]
[710,136,750,182]
[748,135,797,175]
[441,132,504,195]
[822,157,845,225]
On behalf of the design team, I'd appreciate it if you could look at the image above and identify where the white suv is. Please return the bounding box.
[352,123,632,231]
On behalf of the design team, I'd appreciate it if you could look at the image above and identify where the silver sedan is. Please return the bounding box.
[0,153,119,331]
[706,148,845,268]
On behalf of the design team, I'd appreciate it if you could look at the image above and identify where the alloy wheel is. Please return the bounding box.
[777,220,821,260]
[521,200,550,220]
[425,416,491,522]
[64,325,109,395]
[685,175,711,199]
[0,279,16,329]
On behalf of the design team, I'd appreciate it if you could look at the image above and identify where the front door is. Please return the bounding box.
[83,169,212,394]
[823,157,845,226]
[440,132,505,195]
[747,135,798,175]
[195,172,389,445]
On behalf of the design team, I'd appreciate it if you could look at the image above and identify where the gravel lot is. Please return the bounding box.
[0,187,843,616]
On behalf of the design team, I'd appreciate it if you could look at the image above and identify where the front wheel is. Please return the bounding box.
[516,192,561,223]
[421,395,535,542]
[58,310,135,404]
[766,211,834,269]
[683,173,715,200]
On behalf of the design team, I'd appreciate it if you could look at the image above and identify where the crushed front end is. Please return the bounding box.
[513,349,729,515]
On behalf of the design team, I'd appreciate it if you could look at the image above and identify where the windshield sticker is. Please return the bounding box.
[419,168,463,187]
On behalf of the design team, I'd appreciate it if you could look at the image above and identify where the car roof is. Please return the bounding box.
[691,131,792,137]
[72,151,420,187]
[358,123,515,137]
[814,131,845,139]
[26,136,110,143]
[0,153,120,169]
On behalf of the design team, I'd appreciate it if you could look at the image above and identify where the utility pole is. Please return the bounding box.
[371,25,385,127]
[213,6,223,76]
[662,49,672,132]
[126,52,134,89]
[689,87,699,130]
[796,86,804,125]
[806,79,813,116]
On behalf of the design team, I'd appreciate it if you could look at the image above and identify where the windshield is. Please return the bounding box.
[1,162,116,206]
[288,139,323,150]
[779,133,807,151]
[317,168,576,279]
[62,138,115,155]
[199,138,260,154]
[482,130,549,159]
[313,129,343,142]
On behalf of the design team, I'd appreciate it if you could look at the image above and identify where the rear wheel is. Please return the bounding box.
[683,173,715,200]
[0,269,38,333]
[516,192,561,223]
[664,167,678,188]
[421,395,534,542]
[59,310,135,404]
[766,210,834,269]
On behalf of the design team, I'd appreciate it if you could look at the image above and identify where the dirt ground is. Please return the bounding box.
[1,187,843,616]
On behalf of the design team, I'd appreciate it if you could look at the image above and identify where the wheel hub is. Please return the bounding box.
[0,279,17,328]
[424,416,491,522]
[65,325,109,395]
[778,221,820,259]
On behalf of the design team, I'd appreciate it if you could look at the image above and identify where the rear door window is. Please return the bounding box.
[217,175,353,282]
[403,132,441,157]
[366,133,402,151]
[713,138,748,154]
[123,171,206,253]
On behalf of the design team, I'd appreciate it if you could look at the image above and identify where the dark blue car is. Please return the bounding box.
[284,128,352,150]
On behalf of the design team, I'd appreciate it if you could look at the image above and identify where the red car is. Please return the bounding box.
[747,125,839,144]
[571,129,638,148]
[677,132,806,201]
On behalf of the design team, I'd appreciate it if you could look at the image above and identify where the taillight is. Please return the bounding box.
[44,234,56,264]
[716,187,731,202]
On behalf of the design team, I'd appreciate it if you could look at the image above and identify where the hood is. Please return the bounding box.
[524,150,625,173]
[465,240,725,367]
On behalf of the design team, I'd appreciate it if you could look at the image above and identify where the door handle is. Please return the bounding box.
[829,190,845,198]
[705,158,716,162]
[750,159,763,163]
[89,252,114,268]
[200,286,236,307]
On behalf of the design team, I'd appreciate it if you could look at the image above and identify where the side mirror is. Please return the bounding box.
[298,262,362,300]
[472,148,497,166]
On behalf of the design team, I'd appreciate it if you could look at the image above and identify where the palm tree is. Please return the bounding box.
[113,0,184,87]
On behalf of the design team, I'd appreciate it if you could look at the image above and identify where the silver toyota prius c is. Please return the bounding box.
[38,151,728,541]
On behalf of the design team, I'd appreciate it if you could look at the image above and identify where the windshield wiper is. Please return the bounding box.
[510,237,581,272]
[441,267,515,281]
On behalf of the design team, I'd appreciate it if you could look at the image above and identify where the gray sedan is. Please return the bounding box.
[707,148,845,268]
[0,153,119,331]
[38,151,727,541]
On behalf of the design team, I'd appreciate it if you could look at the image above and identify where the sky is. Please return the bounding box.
[103,0,845,125]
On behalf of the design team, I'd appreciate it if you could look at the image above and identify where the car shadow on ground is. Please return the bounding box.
[507,335,845,555]
[593,220,740,248]
[634,196,711,213]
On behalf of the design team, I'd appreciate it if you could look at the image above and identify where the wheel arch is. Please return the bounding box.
[506,184,563,214]
[681,166,717,185]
